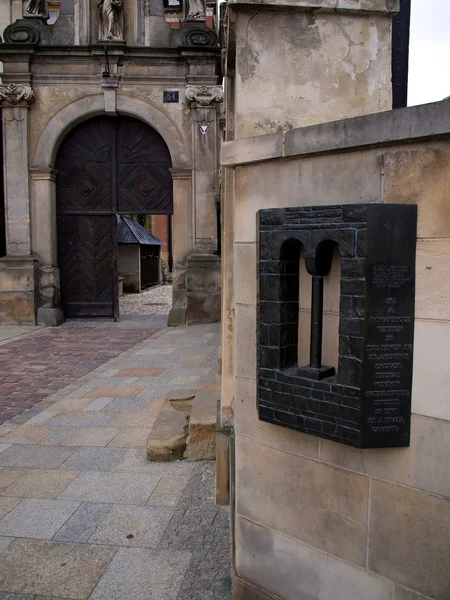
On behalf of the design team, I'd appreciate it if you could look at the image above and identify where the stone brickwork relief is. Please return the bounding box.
[257,204,417,448]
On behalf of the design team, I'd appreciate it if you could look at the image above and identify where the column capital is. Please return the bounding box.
[30,168,57,182]
[0,84,34,108]
[185,85,224,107]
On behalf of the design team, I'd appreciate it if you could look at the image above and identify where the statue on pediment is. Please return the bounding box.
[184,0,206,21]
[26,0,49,20]
[98,0,124,41]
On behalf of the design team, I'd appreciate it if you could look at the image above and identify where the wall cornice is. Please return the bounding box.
[221,101,450,167]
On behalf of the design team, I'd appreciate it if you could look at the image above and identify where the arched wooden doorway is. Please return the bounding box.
[56,116,173,318]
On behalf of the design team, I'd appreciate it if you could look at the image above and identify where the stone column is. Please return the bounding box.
[185,85,223,324]
[144,0,171,47]
[30,169,64,326]
[168,168,193,326]
[0,83,38,325]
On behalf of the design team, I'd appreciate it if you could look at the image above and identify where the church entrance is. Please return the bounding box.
[56,116,173,318]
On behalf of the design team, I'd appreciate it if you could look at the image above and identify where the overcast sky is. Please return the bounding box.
[408,0,450,105]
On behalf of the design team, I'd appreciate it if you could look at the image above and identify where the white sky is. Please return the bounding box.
[408,0,450,105]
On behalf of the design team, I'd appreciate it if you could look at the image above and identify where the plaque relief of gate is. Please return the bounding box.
[56,116,173,318]
[257,204,417,449]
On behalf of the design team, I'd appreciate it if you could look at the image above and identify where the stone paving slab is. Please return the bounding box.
[0,539,117,599]
[54,503,113,543]
[0,499,80,539]
[89,547,191,600]
[1,469,78,499]
[0,321,230,600]
[89,504,174,548]
[58,472,160,505]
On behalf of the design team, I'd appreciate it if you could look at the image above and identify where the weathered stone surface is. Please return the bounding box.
[1,469,78,499]
[146,399,189,461]
[236,436,369,565]
[319,415,450,498]
[369,480,450,600]
[188,375,219,461]
[235,516,393,600]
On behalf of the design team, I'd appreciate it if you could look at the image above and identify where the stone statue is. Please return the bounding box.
[184,0,206,21]
[26,0,49,19]
[98,0,124,41]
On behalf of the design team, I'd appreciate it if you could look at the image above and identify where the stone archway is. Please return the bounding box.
[29,93,193,325]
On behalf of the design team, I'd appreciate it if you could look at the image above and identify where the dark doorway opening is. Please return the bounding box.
[55,115,173,319]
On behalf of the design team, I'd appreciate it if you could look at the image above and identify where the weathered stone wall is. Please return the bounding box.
[228,3,396,139]
[222,100,450,600]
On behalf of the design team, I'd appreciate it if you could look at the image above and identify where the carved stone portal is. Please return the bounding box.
[98,0,124,41]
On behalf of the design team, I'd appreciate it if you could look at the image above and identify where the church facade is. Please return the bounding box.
[0,0,222,326]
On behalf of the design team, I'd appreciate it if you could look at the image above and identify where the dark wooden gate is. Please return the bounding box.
[56,116,172,318]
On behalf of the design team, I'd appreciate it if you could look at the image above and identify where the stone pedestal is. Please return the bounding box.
[0,256,38,324]
[186,253,221,325]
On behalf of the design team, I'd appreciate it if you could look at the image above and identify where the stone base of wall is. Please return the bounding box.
[0,256,38,325]
[186,253,221,325]
[233,576,274,600]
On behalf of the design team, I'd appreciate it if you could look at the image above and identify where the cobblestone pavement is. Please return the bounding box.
[0,316,165,424]
[0,321,230,600]
[120,284,172,315]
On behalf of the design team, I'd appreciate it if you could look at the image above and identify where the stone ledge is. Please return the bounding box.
[188,374,221,461]
[227,0,399,13]
[221,101,450,167]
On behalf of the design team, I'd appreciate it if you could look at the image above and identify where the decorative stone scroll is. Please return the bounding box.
[0,84,35,106]
[257,204,417,448]
[2,22,41,44]
[185,86,223,106]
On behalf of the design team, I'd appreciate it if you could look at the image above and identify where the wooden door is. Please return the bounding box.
[56,116,172,318]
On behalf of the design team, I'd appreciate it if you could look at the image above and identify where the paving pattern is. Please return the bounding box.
[0,321,230,600]
[0,316,164,424]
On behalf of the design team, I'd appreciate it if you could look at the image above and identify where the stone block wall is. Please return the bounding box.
[222,101,450,600]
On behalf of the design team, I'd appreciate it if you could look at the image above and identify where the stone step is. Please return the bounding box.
[146,390,195,462]
[188,374,221,462]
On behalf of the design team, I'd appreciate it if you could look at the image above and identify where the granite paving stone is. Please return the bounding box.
[101,397,150,412]
[58,472,160,504]
[1,469,79,499]
[0,594,34,600]
[0,469,25,494]
[0,445,77,468]
[0,536,14,552]
[39,427,120,447]
[53,502,112,542]
[60,447,126,472]
[107,428,152,448]
[44,413,112,428]
[0,499,80,539]
[84,387,143,398]
[0,539,117,599]
[148,475,192,507]
[89,547,191,600]
[114,449,196,475]
[0,426,55,445]
[49,397,93,412]
[89,505,174,548]
[0,445,12,454]
[107,409,159,429]
[83,398,114,411]
[113,368,166,377]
